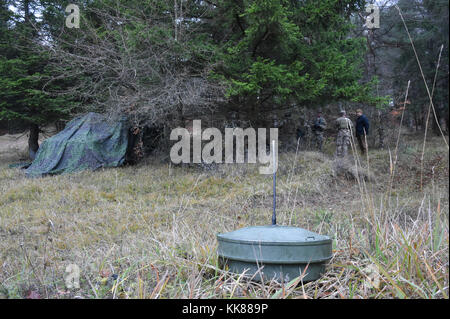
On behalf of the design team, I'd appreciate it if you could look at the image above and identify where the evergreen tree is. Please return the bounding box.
[372,0,448,133]
[394,0,449,134]
[212,0,382,126]
[0,0,75,159]
[44,0,381,130]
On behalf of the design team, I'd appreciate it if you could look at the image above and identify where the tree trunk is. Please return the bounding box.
[28,123,39,160]
[24,0,30,22]
[413,111,417,131]
[445,108,449,136]
[432,104,443,136]
[377,110,385,149]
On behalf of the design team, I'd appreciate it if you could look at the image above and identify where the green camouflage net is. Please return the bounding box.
[26,112,129,177]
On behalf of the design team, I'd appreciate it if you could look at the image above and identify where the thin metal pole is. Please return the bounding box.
[272,140,276,225]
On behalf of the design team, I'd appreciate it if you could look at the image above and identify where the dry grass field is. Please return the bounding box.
[0,134,448,299]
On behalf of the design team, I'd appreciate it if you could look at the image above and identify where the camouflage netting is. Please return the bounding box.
[26,112,129,177]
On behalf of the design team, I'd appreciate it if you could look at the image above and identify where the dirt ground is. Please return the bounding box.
[0,125,58,162]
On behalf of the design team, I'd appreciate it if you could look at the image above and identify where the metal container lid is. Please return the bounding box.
[217,225,330,245]
[217,225,332,264]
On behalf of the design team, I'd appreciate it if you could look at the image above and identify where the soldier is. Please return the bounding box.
[312,110,327,151]
[355,108,370,154]
[335,110,353,157]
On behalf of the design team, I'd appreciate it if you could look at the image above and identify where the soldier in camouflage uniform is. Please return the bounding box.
[335,110,353,157]
[312,110,327,151]
[295,118,309,150]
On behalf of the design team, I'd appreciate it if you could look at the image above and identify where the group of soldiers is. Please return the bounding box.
[297,109,370,157]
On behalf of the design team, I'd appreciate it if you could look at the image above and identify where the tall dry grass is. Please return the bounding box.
[0,132,447,299]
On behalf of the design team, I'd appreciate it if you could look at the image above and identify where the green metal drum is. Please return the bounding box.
[217,225,332,282]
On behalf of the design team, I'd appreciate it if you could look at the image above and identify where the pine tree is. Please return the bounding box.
[0,0,75,159]
[212,0,382,126]
[386,0,448,133]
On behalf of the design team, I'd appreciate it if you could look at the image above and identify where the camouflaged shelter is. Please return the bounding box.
[26,112,130,177]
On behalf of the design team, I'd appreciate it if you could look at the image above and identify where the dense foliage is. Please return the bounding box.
[0,0,75,153]
[0,0,448,155]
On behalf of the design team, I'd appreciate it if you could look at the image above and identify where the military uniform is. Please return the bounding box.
[335,116,353,157]
[312,116,327,151]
